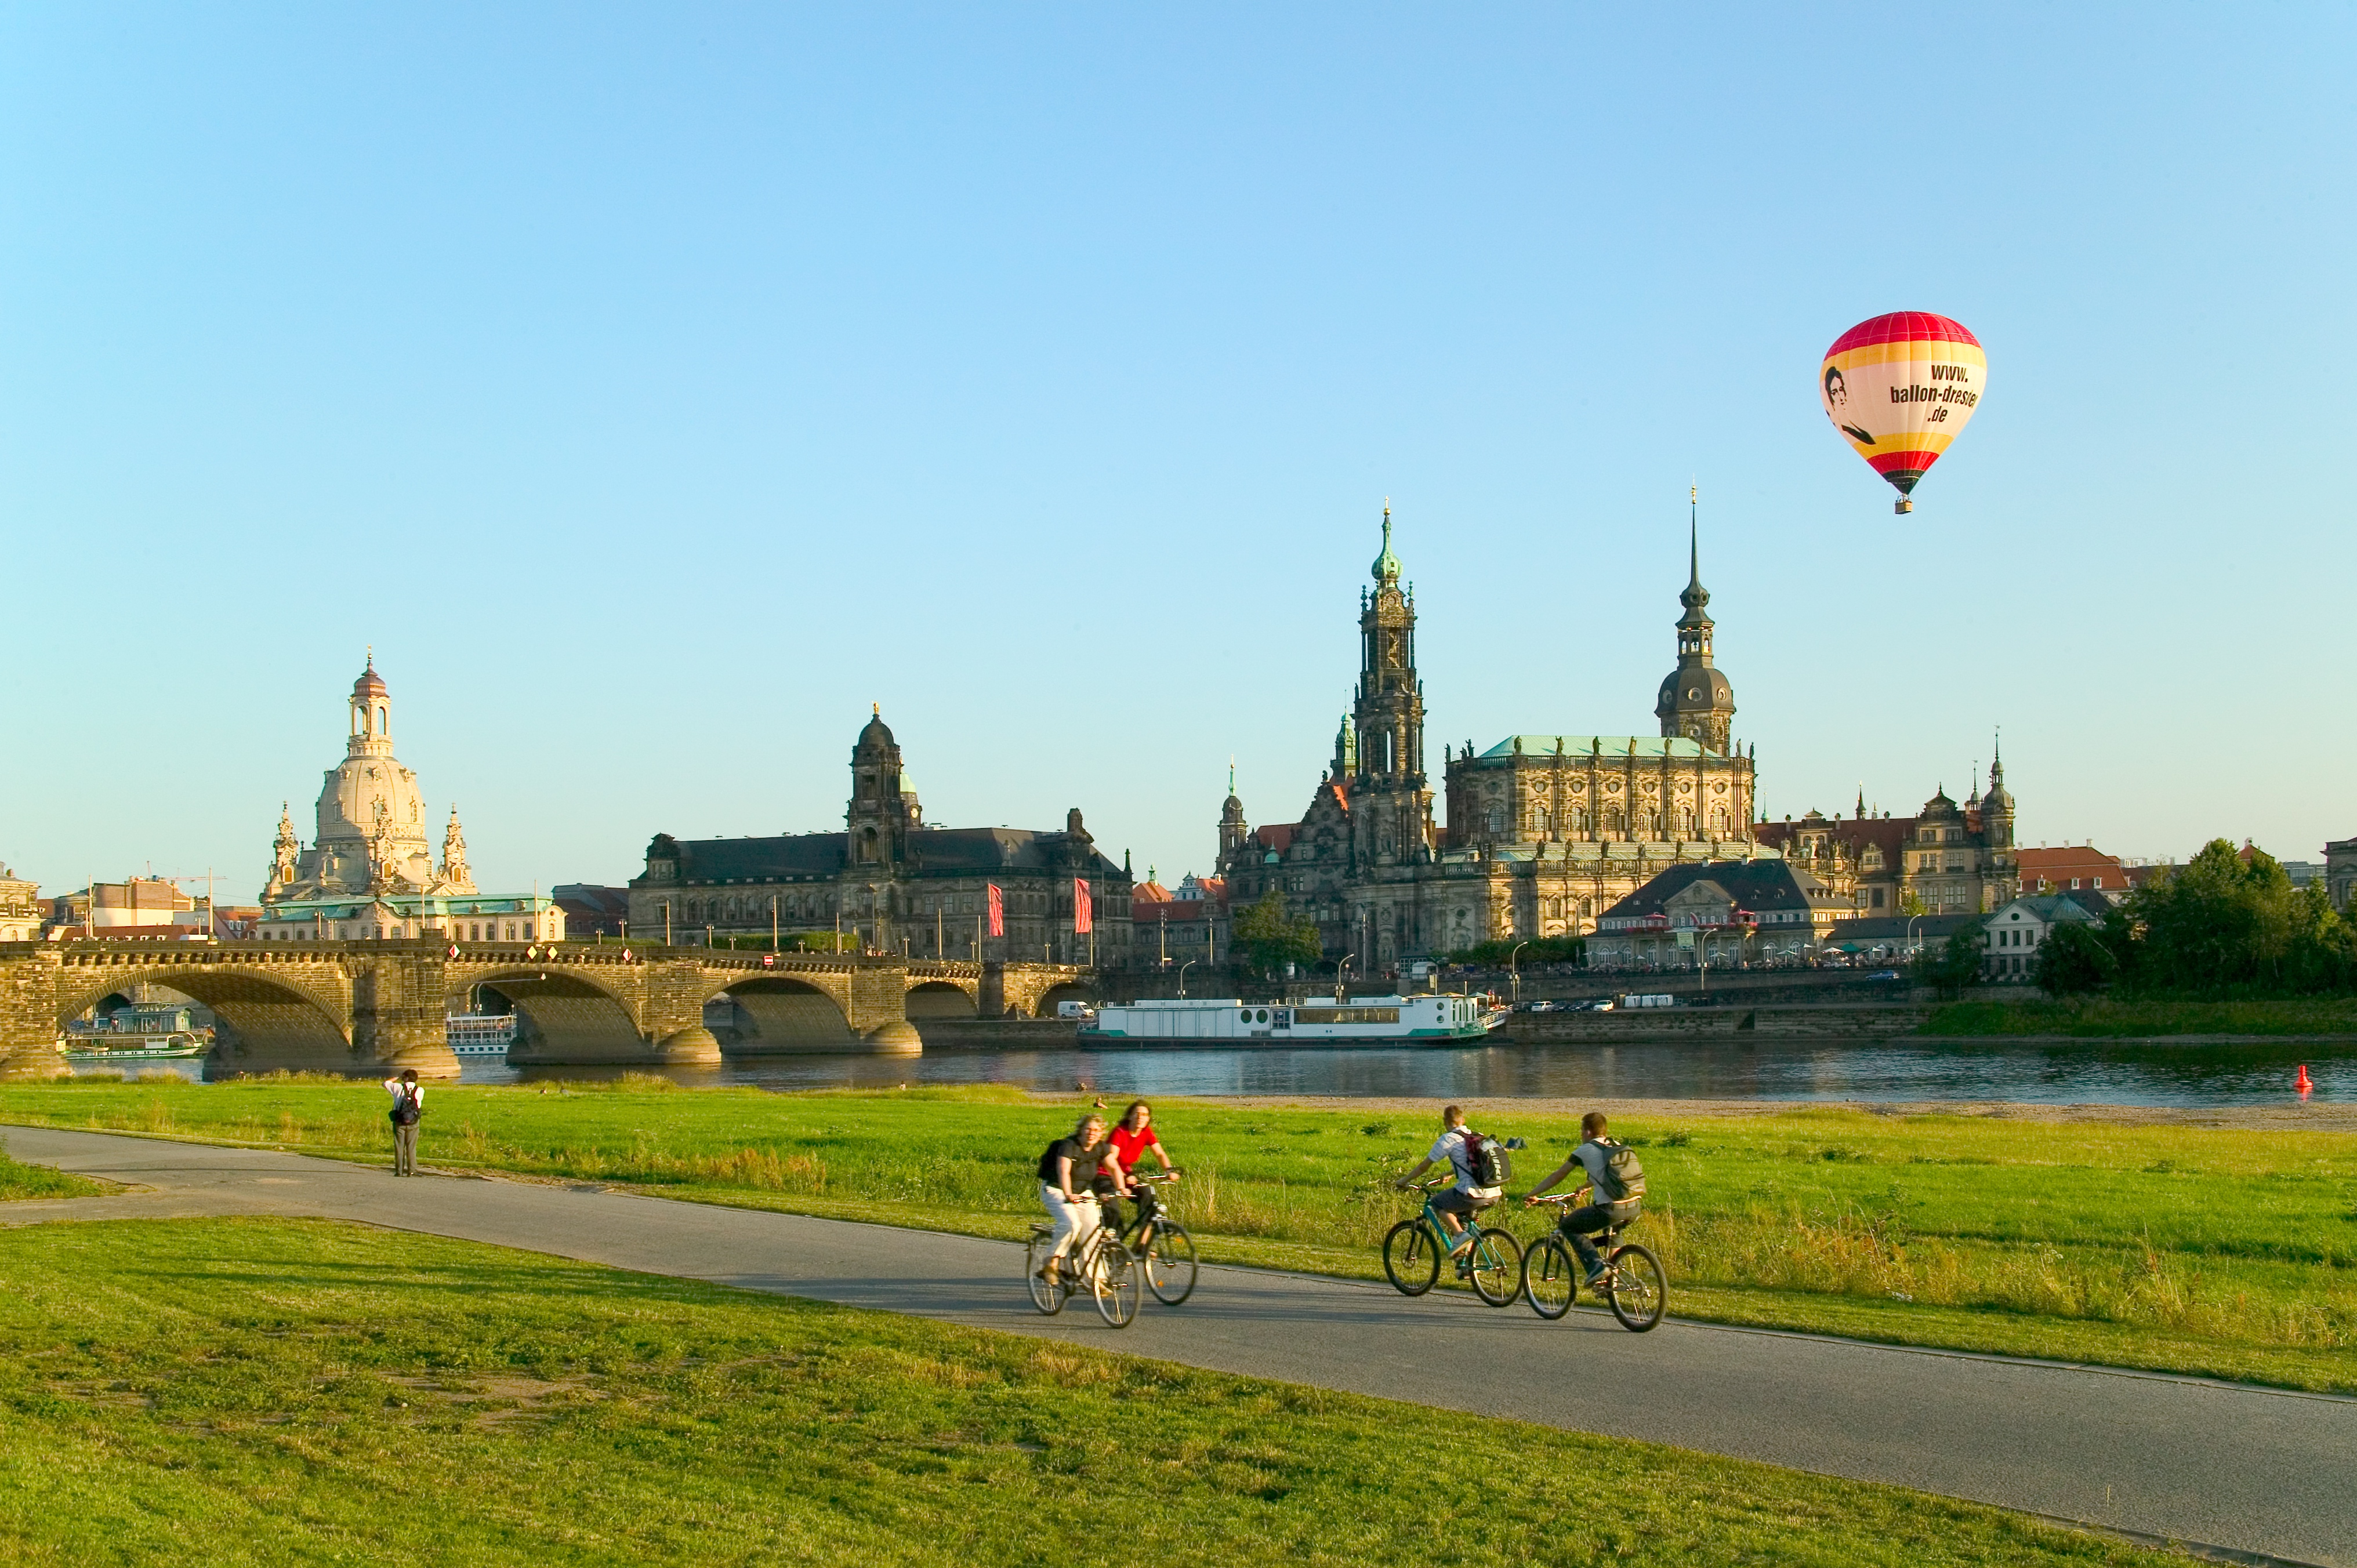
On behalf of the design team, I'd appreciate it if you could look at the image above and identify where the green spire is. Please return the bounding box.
[1370,502,1402,585]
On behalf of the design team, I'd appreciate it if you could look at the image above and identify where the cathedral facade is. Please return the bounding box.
[257,660,564,943]
[1216,511,1775,966]
[628,709,1135,966]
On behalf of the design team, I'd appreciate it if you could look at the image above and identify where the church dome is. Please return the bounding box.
[1656,670,1735,716]
[352,660,388,702]
[855,705,895,754]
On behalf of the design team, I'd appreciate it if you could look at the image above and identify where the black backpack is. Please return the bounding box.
[389,1090,423,1128]
[1462,1130,1512,1188]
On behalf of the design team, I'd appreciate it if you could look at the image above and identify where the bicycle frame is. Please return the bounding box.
[1410,1185,1507,1266]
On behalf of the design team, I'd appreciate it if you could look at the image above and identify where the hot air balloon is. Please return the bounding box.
[1819,312,1986,513]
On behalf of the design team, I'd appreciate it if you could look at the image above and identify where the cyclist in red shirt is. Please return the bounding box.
[1096,1099,1177,1240]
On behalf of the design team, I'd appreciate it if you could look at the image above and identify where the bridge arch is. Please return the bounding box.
[905,979,977,1019]
[717,975,855,1054]
[463,967,646,1064]
[1032,981,1096,1019]
[52,962,353,1071]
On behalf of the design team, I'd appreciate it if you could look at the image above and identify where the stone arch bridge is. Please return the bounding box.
[0,941,1097,1079]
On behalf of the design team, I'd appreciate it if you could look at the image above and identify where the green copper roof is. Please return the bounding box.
[1476,735,1712,760]
[1370,508,1401,583]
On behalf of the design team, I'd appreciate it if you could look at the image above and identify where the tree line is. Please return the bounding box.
[1917,839,2357,999]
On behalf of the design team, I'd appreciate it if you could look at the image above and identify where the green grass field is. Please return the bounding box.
[0,1216,2198,1567]
[5,1079,2354,1391]
[1924,996,2357,1036]
[0,1146,108,1200]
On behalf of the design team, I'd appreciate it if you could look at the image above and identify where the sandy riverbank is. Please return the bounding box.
[1034,1092,2357,1134]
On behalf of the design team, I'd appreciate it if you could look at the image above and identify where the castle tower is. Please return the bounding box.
[1218,763,1249,858]
[846,705,911,867]
[1655,506,1738,754]
[1350,506,1435,865]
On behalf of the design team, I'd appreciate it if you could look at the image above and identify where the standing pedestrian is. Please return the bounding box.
[385,1068,424,1175]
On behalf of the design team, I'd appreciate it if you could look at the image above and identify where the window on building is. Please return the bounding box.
[1486,807,1506,836]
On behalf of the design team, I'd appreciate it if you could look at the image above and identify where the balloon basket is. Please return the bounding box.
[1894,498,1914,514]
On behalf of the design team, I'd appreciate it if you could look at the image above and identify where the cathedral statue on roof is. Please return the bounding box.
[256,659,561,944]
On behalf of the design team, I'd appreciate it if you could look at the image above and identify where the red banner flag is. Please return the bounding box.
[1073,877,1093,935]
[987,883,1003,938]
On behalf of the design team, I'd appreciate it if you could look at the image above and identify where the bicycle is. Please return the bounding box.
[1520,1195,1666,1331]
[1025,1196,1141,1327]
[1111,1170,1198,1306]
[1383,1179,1522,1306]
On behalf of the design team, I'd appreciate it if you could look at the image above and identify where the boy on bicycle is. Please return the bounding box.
[1521,1110,1643,1284]
[1393,1105,1500,1262]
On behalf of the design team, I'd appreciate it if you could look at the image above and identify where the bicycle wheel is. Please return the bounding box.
[1522,1235,1576,1320]
[1093,1242,1141,1328]
[1025,1232,1065,1316]
[1468,1227,1522,1307]
[1606,1243,1667,1333]
[1141,1220,1198,1306]
[1383,1219,1439,1296]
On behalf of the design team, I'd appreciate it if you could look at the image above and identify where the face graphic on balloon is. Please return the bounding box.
[1823,366,1876,447]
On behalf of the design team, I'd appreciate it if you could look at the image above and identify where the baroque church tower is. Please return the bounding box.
[1655,505,1738,755]
[846,705,918,868]
[1350,507,1436,865]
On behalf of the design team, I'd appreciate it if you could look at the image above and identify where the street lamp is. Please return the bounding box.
[1331,952,1355,1003]
[1906,913,1925,961]
[1177,959,1196,999]
[1508,940,1530,1004]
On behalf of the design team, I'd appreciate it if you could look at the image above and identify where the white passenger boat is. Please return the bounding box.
[1082,994,1508,1047]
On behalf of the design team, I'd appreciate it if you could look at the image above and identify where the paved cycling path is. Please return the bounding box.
[3,1126,2348,1568]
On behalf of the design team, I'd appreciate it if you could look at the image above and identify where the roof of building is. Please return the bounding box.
[1137,899,1209,923]
[1475,735,1714,761]
[1824,913,1979,943]
[552,884,631,916]
[1754,812,1912,862]
[2017,845,2128,891]
[653,826,1123,885]
[1133,880,1173,903]
[1253,824,1297,854]
[1595,860,1834,924]
[1992,891,2109,924]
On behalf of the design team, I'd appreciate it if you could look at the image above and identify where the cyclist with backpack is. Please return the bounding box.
[1521,1110,1644,1284]
[1393,1105,1509,1264]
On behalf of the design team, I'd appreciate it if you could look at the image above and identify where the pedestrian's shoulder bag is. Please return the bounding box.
[390,1090,423,1128]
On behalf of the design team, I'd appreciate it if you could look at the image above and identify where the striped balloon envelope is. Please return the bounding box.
[1819,312,1986,513]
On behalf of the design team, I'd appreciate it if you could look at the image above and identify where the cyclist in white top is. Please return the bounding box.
[1393,1104,1500,1258]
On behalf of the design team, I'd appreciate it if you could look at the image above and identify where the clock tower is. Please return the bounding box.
[1350,507,1436,866]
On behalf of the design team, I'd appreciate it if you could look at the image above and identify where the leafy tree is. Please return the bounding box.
[1910,917,1986,999]
[1897,890,1927,918]
[1231,890,1322,977]
[2120,839,2293,993]
[2032,919,2117,996]
[1448,935,1586,967]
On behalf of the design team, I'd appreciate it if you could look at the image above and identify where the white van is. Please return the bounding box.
[1056,1000,1098,1021]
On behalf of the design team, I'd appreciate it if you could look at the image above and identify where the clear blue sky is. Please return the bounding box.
[4,6,2350,900]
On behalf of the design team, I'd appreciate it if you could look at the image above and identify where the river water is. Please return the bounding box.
[98,1038,2349,1106]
